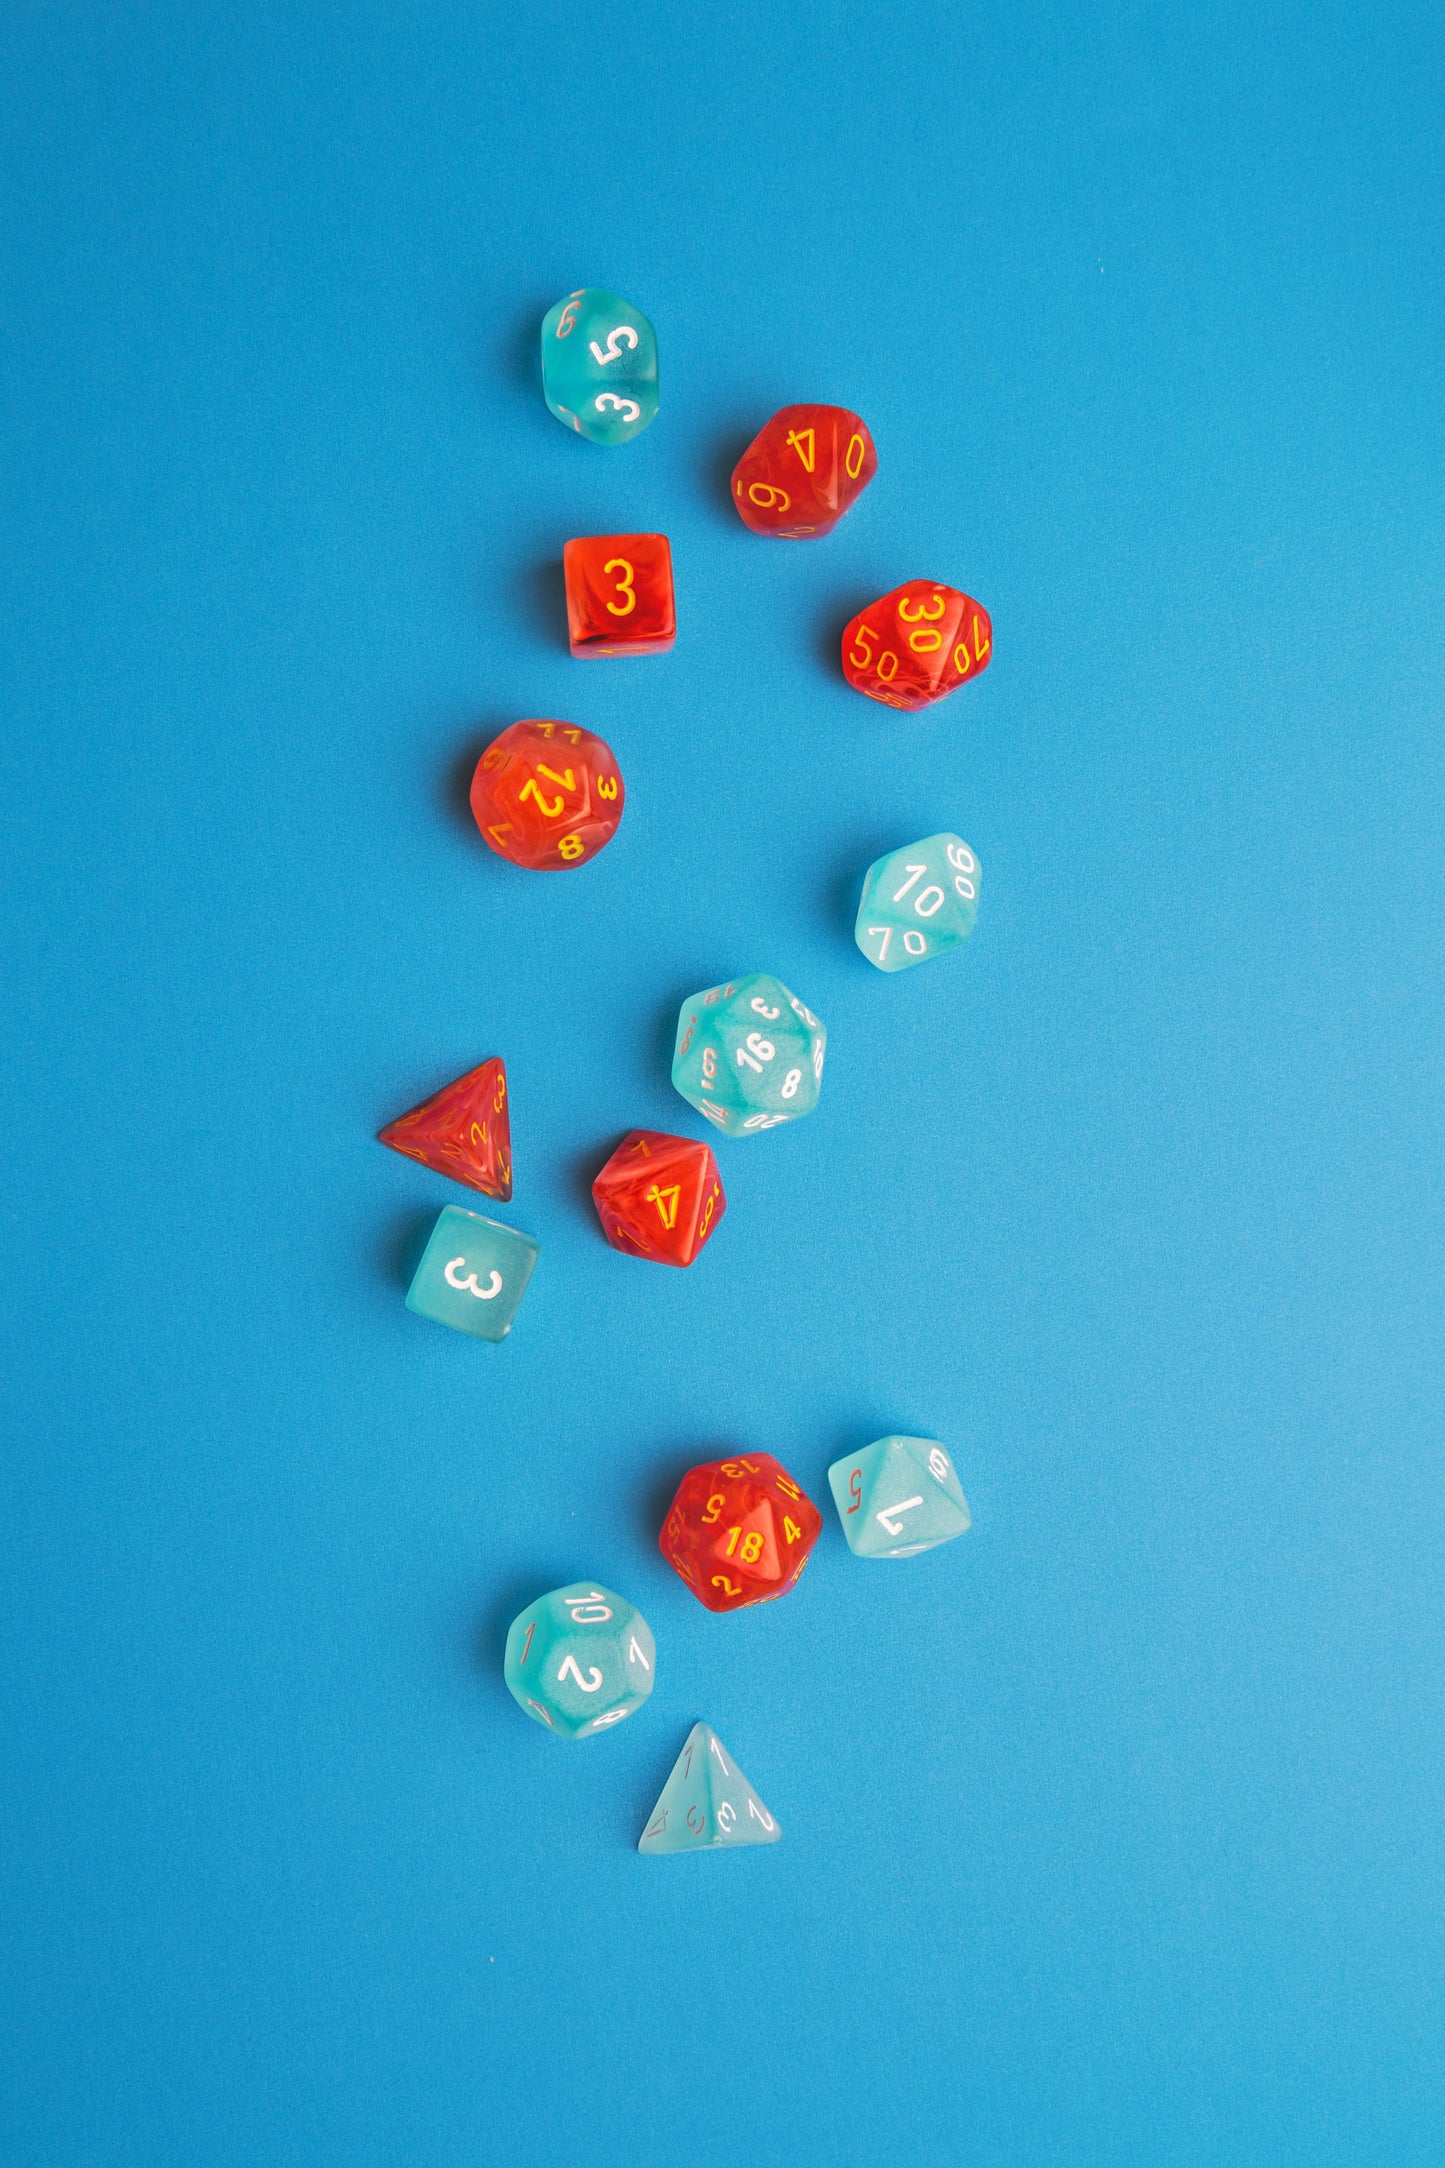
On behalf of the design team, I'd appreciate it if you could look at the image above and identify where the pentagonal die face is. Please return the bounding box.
[504,1583,656,1738]
[731,404,877,538]
[671,973,826,1137]
[828,1437,971,1559]
[540,287,659,445]
[855,834,981,973]
[842,580,993,711]
[592,1130,725,1267]
[659,1454,823,1612]
[470,720,624,871]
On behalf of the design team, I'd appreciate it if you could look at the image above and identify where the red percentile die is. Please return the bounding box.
[841,580,993,712]
[563,534,675,657]
[592,1129,724,1267]
[731,404,878,538]
[469,719,624,870]
[659,1453,823,1612]
[377,1056,511,1201]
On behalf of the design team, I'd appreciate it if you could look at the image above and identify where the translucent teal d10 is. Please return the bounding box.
[855,833,980,972]
[827,1436,972,1558]
[540,287,659,445]
[671,972,826,1137]
[404,1204,538,1342]
[639,1723,780,1851]
[504,1583,656,1739]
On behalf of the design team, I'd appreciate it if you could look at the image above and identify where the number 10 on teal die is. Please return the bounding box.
[855,833,980,972]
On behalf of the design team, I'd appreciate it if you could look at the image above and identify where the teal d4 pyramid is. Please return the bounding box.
[639,1723,781,1853]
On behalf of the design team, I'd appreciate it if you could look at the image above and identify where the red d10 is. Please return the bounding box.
[731,404,877,538]
[842,580,993,711]
[660,1453,822,1612]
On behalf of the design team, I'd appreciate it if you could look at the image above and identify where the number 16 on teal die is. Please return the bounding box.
[855,833,980,972]
[540,287,659,444]
[405,1204,539,1342]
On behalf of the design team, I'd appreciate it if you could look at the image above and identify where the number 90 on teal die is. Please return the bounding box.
[855,833,980,972]
[540,287,659,445]
[404,1204,539,1342]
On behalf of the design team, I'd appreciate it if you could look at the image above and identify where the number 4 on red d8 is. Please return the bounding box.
[828,1437,971,1559]
[855,834,980,973]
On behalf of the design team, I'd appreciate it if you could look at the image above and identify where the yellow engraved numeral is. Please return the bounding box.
[519,778,563,817]
[897,594,947,624]
[647,1183,680,1230]
[557,834,585,861]
[597,775,618,800]
[775,1474,801,1502]
[747,481,791,511]
[536,763,575,790]
[845,431,866,479]
[784,1515,803,1544]
[603,557,636,616]
[702,1492,726,1525]
[785,427,815,472]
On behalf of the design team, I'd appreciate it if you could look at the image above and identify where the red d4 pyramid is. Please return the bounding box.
[377,1057,512,1200]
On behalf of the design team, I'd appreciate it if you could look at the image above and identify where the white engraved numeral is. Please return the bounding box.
[927,1447,950,1483]
[627,1635,650,1669]
[564,1591,612,1623]
[780,1068,801,1098]
[892,864,927,903]
[556,1655,603,1691]
[589,325,639,366]
[444,1258,503,1300]
[867,925,892,960]
[875,1496,924,1537]
[717,1801,736,1831]
[736,1032,775,1074]
[594,393,641,421]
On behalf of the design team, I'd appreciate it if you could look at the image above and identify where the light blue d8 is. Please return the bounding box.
[828,1436,972,1558]
[855,833,980,972]
[504,1583,656,1739]
[405,1204,538,1342]
[540,287,659,445]
[672,972,826,1137]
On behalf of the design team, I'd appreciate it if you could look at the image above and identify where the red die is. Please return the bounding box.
[470,719,624,870]
[842,580,993,711]
[731,404,877,538]
[563,534,675,657]
[592,1130,725,1267]
[660,1454,823,1612]
[378,1055,511,1200]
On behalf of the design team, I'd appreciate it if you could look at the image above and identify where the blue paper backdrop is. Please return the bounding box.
[2,5,1442,2162]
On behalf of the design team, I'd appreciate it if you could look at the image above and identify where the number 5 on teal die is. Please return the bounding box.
[855,833,980,972]
[828,1436,971,1558]
[540,287,659,444]
[405,1204,539,1342]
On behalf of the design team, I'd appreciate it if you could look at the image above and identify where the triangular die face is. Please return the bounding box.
[378,1058,512,1200]
[855,1440,969,1557]
[709,1500,781,1585]
[639,1724,780,1853]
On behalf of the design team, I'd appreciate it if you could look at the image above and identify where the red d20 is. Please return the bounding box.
[842,580,993,711]
[659,1453,822,1612]
[592,1131,725,1266]
[731,405,877,538]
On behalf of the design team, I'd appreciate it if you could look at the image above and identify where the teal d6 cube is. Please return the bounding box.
[672,972,826,1136]
[405,1204,538,1342]
[828,1436,972,1558]
[540,287,659,445]
[504,1583,656,1738]
[855,833,980,972]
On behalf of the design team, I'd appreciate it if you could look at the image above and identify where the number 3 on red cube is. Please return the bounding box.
[842,580,993,711]
[563,534,675,657]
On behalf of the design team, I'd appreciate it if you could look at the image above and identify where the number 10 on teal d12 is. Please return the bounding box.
[405,1205,540,1342]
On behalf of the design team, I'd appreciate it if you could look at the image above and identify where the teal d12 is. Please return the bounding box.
[504,1583,656,1738]
[540,287,659,445]
[827,1436,972,1557]
[404,1204,539,1342]
[855,833,980,972]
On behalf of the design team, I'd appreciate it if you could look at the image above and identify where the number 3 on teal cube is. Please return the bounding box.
[405,1204,539,1342]
[540,287,659,444]
[855,833,980,972]
[828,1436,972,1558]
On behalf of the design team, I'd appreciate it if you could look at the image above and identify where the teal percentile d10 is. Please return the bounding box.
[672,972,826,1136]
[504,1583,656,1738]
[827,1436,972,1558]
[855,833,980,973]
[540,288,659,445]
[404,1204,539,1342]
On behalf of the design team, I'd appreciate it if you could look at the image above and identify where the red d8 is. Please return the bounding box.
[842,580,993,711]
[470,719,624,870]
[592,1130,725,1267]
[731,404,877,538]
[660,1453,822,1612]
[563,533,675,657]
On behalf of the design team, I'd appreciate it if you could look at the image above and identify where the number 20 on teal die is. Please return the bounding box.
[855,833,980,973]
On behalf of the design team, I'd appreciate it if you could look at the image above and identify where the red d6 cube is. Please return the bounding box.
[731,404,877,538]
[842,580,993,711]
[563,533,675,657]
[660,1453,822,1612]
[470,719,624,870]
[592,1130,725,1267]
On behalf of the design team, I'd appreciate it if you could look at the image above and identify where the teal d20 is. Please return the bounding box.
[672,972,826,1137]
[405,1204,539,1342]
[504,1583,656,1739]
[827,1435,972,1558]
[855,833,980,972]
[540,287,659,445]
[639,1723,780,1852]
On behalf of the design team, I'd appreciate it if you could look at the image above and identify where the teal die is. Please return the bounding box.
[405,1204,538,1342]
[540,287,659,445]
[504,1583,656,1739]
[672,972,826,1137]
[828,1436,972,1558]
[639,1723,780,1852]
[855,833,980,972]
